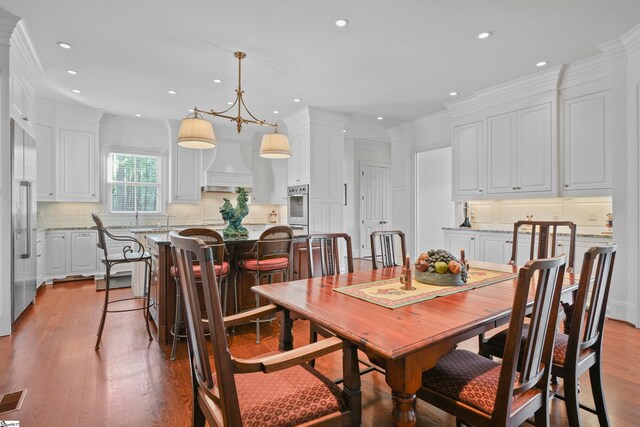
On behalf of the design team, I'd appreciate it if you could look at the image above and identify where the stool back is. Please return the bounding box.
[510,220,577,272]
[92,213,146,261]
[178,228,227,267]
[256,226,294,262]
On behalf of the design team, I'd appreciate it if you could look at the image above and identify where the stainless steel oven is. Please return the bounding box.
[287,184,309,226]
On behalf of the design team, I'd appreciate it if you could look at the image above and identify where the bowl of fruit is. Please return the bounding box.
[414,249,468,286]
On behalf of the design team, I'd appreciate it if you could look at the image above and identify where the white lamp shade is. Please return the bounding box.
[260,132,291,159]
[177,117,217,149]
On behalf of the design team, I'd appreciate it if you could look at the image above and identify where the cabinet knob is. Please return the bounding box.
[22,116,28,121]
[564,185,569,188]
[470,237,475,241]
[49,192,53,196]
[512,187,516,190]
[91,194,95,197]
[478,189,483,192]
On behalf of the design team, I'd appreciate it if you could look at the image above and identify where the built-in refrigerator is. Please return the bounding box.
[12,118,37,322]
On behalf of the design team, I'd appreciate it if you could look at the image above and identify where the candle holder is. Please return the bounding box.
[399,256,415,291]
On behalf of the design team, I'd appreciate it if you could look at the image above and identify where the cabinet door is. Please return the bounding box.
[269,159,288,204]
[487,112,517,194]
[171,143,201,203]
[10,72,25,121]
[518,103,552,192]
[444,231,476,260]
[251,150,270,204]
[36,233,45,286]
[563,91,612,193]
[36,124,56,200]
[452,121,484,198]
[287,134,310,185]
[45,232,67,275]
[58,129,98,201]
[22,86,35,136]
[70,231,97,273]
[479,234,512,264]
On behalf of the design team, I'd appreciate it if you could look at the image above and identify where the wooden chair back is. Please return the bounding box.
[370,230,407,269]
[567,245,617,366]
[178,228,227,266]
[510,220,577,272]
[494,255,567,421]
[170,231,241,426]
[307,233,354,277]
[256,225,294,262]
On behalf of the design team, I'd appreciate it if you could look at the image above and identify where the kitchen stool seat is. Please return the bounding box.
[92,213,155,351]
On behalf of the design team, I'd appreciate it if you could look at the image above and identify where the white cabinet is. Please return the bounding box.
[170,143,201,203]
[36,232,45,287]
[443,230,477,260]
[45,232,67,275]
[479,234,513,264]
[10,71,35,136]
[251,151,288,205]
[57,129,99,202]
[35,124,55,200]
[269,160,288,204]
[70,231,97,273]
[452,121,484,199]
[288,134,310,185]
[562,91,612,194]
[487,103,553,195]
[251,150,270,204]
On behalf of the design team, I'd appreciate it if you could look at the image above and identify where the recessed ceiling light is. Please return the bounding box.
[449,91,459,96]
[293,98,301,103]
[135,114,142,117]
[536,61,548,67]
[273,110,280,114]
[213,78,222,83]
[66,69,78,75]
[57,42,71,49]
[335,19,349,28]
[377,116,384,121]
[477,32,492,40]
[227,101,234,105]
[343,129,347,133]
[71,89,81,94]
[168,90,177,95]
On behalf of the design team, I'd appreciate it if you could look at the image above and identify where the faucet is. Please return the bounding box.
[135,210,139,227]
[165,214,170,231]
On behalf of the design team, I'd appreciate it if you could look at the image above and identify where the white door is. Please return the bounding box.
[360,165,392,257]
[416,147,456,255]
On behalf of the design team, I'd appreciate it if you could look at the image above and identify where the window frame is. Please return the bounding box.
[106,151,163,214]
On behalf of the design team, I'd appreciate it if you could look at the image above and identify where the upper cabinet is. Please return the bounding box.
[171,143,201,203]
[452,121,484,198]
[57,128,99,202]
[288,133,310,185]
[487,103,553,196]
[252,149,289,205]
[35,123,55,200]
[561,90,612,195]
[10,71,35,136]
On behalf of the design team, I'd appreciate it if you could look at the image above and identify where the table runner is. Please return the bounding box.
[334,268,517,309]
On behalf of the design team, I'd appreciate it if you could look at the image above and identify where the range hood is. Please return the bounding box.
[202,141,253,193]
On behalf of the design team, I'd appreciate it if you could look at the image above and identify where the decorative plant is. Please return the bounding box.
[220,187,249,237]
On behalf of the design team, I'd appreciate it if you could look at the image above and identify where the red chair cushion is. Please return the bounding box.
[422,349,515,414]
[233,363,346,426]
[170,262,229,279]
[238,257,289,272]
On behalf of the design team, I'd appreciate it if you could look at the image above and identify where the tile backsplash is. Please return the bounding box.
[37,192,288,229]
[467,197,612,234]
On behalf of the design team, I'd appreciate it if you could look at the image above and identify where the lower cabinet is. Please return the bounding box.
[45,232,67,276]
[36,232,45,287]
[70,231,97,273]
[44,229,101,282]
[444,229,611,268]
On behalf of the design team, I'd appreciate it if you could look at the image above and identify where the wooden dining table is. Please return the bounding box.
[252,260,579,427]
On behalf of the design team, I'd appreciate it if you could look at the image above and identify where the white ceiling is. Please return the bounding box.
[2,1,640,140]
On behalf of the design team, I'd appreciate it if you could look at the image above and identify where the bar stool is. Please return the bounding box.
[92,213,155,350]
[237,226,293,343]
[169,228,231,360]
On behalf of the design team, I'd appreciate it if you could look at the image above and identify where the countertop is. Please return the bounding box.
[442,227,613,239]
[146,229,308,246]
[42,222,281,232]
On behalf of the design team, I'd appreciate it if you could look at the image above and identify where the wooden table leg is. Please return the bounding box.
[385,354,422,427]
[277,309,293,351]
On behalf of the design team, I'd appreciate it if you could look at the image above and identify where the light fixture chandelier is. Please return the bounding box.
[177,51,290,158]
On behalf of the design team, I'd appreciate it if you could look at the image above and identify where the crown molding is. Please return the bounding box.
[101,113,165,129]
[307,106,347,129]
[390,109,451,134]
[620,22,640,55]
[56,103,105,125]
[559,53,611,89]
[0,8,19,48]
[598,38,628,61]
[283,106,310,136]
[353,138,391,151]
[10,20,43,85]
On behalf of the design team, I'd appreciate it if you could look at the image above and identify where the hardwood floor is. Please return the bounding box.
[1,261,638,426]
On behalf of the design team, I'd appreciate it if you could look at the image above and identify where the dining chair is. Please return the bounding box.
[170,231,362,427]
[169,228,231,361]
[480,245,616,426]
[418,255,567,427]
[237,226,293,343]
[370,230,407,269]
[92,213,154,350]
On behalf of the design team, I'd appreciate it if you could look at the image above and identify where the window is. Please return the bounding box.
[107,153,161,213]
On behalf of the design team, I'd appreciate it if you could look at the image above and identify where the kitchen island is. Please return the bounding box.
[144,229,312,346]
